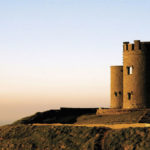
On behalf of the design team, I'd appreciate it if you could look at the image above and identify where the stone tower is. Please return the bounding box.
[123,40,150,109]
[111,40,150,109]
[110,66,123,108]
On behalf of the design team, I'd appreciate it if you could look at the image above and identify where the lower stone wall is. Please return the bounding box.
[60,107,98,114]
[96,108,146,115]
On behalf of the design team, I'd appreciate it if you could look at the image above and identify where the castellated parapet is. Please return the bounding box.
[111,40,150,109]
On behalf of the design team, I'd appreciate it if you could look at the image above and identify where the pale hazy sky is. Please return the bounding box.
[1,0,150,125]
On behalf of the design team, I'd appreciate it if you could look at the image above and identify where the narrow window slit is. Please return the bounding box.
[128,93,132,100]
[127,66,133,75]
[114,92,117,97]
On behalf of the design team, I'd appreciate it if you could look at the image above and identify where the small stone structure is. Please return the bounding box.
[111,40,150,109]
[111,66,123,108]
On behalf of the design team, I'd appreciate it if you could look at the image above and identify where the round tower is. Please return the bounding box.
[111,66,123,109]
[123,40,150,109]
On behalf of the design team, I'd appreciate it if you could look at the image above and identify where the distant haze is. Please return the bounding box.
[0,0,150,125]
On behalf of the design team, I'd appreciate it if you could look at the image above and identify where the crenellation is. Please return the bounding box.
[111,40,150,109]
[123,44,126,51]
[123,40,150,52]
[128,44,133,51]
[123,43,136,51]
[134,40,141,50]
[123,41,129,51]
[123,41,129,44]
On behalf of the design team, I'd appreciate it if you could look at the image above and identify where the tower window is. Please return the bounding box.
[119,91,122,95]
[127,66,133,75]
[128,92,132,100]
[114,92,117,96]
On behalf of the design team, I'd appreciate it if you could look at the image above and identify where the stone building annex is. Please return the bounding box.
[111,40,150,109]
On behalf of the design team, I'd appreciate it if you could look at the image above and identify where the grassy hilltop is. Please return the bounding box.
[1,124,150,149]
[1,108,150,150]
[0,124,108,150]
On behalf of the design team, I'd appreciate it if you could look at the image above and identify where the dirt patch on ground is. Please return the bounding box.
[33,123,150,129]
